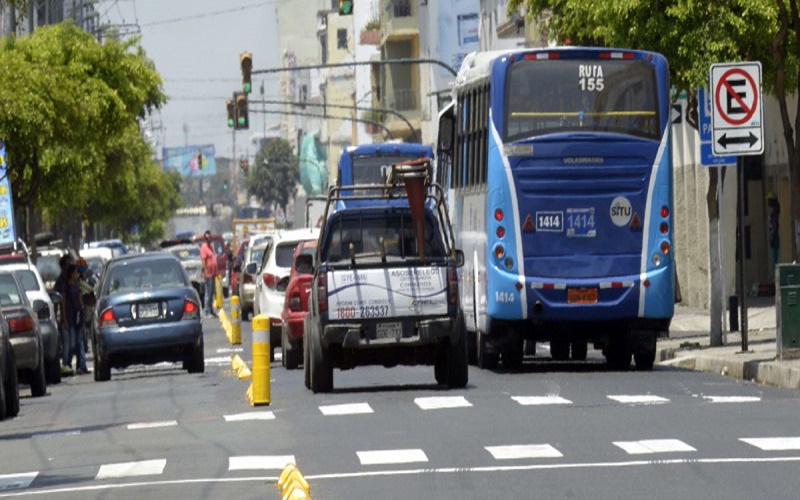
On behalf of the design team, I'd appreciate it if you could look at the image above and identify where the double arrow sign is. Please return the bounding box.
[717,131,759,149]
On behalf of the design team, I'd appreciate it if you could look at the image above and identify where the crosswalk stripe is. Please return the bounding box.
[512,396,573,406]
[486,444,563,460]
[414,396,472,410]
[224,411,275,422]
[613,439,696,455]
[607,395,669,405]
[228,455,296,471]
[127,421,178,430]
[704,396,761,403]
[0,472,38,491]
[95,459,166,480]
[357,449,428,465]
[740,437,800,451]
[319,403,373,416]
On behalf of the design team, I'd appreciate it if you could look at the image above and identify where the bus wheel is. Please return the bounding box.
[501,331,523,370]
[551,340,570,361]
[633,331,657,371]
[605,337,631,370]
[524,340,536,357]
[477,332,498,370]
[570,340,588,361]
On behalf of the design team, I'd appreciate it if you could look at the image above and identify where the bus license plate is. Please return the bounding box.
[566,208,596,237]
[567,288,597,304]
[376,322,402,340]
[138,303,160,318]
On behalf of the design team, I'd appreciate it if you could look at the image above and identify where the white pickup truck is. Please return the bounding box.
[303,164,467,393]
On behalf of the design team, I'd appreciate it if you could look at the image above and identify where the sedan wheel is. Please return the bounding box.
[45,354,61,385]
[3,345,20,418]
[187,336,205,374]
[29,349,47,398]
[94,350,111,382]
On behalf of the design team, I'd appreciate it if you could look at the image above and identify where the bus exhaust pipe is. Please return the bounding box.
[534,301,543,314]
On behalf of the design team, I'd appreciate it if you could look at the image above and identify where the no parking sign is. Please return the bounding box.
[710,62,764,156]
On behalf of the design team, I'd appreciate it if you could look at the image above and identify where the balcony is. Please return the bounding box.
[382,87,420,140]
[381,0,418,44]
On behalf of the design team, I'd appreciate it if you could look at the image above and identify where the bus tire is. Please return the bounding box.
[551,340,570,361]
[633,331,657,371]
[501,331,523,370]
[605,336,631,370]
[571,340,588,361]
[477,332,498,370]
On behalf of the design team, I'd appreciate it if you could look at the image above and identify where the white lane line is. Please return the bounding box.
[0,472,37,491]
[216,347,244,354]
[319,403,373,416]
[704,396,761,403]
[224,411,275,422]
[204,356,232,365]
[32,430,81,439]
[95,459,166,480]
[228,455,296,471]
[607,395,669,405]
[512,396,572,406]
[740,437,800,451]
[357,449,428,465]
[613,439,696,455]
[414,396,472,410]
[486,444,563,460]
[126,421,178,430]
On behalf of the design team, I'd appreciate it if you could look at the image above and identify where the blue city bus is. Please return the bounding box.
[337,142,434,186]
[436,47,674,370]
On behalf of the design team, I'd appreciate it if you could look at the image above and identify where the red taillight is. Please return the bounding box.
[494,245,505,259]
[447,266,459,307]
[288,292,302,312]
[660,241,670,254]
[494,208,504,221]
[243,273,253,285]
[317,273,328,313]
[7,314,34,335]
[660,222,669,234]
[660,206,670,218]
[263,273,277,288]
[496,226,505,238]
[99,307,116,329]
[183,299,199,320]
[599,51,634,59]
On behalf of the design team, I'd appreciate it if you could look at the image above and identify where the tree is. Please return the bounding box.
[507,0,785,345]
[248,138,299,211]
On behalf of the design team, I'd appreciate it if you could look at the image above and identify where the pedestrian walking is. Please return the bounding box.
[200,230,218,317]
[54,253,74,375]
[63,264,88,374]
[76,258,96,355]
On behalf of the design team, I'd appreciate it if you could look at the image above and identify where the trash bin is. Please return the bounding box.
[776,264,800,360]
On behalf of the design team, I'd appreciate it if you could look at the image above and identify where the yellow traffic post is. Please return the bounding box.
[231,354,252,380]
[213,275,223,310]
[249,314,271,406]
[229,295,242,345]
[282,486,310,500]
[218,308,232,341]
[277,464,298,491]
[278,463,310,499]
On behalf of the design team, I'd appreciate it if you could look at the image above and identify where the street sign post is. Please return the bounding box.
[710,61,764,353]
[699,88,735,166]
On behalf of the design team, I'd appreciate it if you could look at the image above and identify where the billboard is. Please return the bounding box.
[162,145,217,177]
[437,0,480,88]
[0,141,16,245]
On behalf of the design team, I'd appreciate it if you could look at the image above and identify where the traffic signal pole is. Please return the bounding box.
[248,108,396,139]
[252,58,458,79]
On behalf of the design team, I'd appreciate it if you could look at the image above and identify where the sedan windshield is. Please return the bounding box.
[0,273,24,305]
[103,260,187,295]
[170,247,201,261]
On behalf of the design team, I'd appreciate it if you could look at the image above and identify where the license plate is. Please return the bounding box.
[567,288,598,304]
[138,302,160,318]
[566,208,596,237]
[376,322,402,340]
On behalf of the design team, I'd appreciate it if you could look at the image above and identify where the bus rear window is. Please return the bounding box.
[351,155,422,185]
[504,59,660,141]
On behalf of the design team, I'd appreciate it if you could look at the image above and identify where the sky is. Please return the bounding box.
[100,0,282,160]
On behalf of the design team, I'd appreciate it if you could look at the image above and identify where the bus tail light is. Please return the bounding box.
[660,222,669,234]
[447,266,459,307]
[494,208,504,221]
[660,206,670,218]
[651,253,662,267]
[599,51,634,59]
[494,245,505,259]
[317,274,328,313]
[496,226,505,238]
[660,241,670,254]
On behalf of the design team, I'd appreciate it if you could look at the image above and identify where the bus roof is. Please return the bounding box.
[343,142,433,158]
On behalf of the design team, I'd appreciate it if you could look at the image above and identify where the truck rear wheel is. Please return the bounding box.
[571,340,588,361]
[551,340,570,361]
[310,329,333,393]
[443,311,468,388]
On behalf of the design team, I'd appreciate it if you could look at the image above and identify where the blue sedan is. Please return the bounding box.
[91,252,204,381]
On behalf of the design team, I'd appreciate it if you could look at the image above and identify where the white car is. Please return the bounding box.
[238,236,272,319]
[252,228,319,360]
[79,247,113,279]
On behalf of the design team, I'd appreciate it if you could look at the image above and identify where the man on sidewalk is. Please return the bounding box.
[200,230,218,317]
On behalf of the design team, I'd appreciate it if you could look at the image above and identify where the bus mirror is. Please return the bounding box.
[439,114,455,151]
[453,249,465,267]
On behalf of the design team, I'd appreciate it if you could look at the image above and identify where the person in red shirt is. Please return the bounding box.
[200,230,218,317]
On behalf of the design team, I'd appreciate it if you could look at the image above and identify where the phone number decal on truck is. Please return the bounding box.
[328,267,448,320]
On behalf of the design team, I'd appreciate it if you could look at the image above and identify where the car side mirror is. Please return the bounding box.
[453,249,465,267]
[33,299,50,320]
[49,291,62,305]
[245,261,258,275]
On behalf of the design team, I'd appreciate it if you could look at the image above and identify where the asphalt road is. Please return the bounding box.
[2,317,800,499]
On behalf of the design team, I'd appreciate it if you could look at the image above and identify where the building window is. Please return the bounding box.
[337,28,348,49]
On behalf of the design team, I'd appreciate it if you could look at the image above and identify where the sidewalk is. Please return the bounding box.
[658,296,800,390]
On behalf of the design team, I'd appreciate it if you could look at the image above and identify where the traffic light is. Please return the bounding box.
[240,52,253,94]
[234,92,249,130]
[223,180,228,190]
[240,158,249,172]
[197,151,204,170]
[226,99,235,128]
[338,0,353,15]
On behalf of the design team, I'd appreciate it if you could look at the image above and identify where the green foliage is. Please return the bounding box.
[0,21,172,246]
[247,139,299,209]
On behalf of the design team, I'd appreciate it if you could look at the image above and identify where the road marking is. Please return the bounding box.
[414,396,472,410]
[0,473,37,491]
[319,403,373,416]
[32,430,81,439]
[607,395,669,405]
[224,411,275,422]
[512,396,572,406]
[613,439,696,455]
[740,437,800,451]
[204,356,232,365]
[95,459,166,480]
[216,347,244,353]
[228,455,295,471]
[704,396,761,403]
[486,444,563,460]
[126,421,178,430]
[357,449,428,465]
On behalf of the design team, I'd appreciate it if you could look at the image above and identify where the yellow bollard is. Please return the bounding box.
[213,275,223,310]
[249,315,271,406]
[229,296,242,345]
[282,486,310,500]
[277,464,298,491]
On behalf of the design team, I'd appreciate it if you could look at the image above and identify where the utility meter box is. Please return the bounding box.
[776,264,800,360]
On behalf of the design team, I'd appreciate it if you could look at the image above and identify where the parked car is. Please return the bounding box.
[34,247,67,291]
[88,239,128,258]
[252,228,319,360]
[192,233,228,295]
[91,252,204,381]
[229,236,249,297]
[0,271,47,397]
[2,263,62,384]
[238,234,273,319]
[80,247,113,279]
[163,242,205,304]
[0,306,20,420]
[280,240,317,370]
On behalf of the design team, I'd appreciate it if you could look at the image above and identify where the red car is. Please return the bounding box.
[280,240,317,370]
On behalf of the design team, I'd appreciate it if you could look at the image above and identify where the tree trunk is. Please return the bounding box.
[707,167,723,346]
